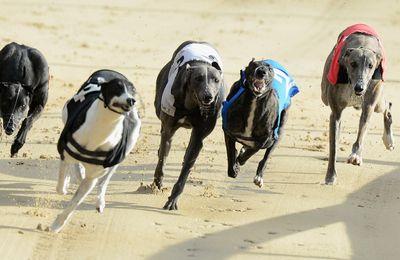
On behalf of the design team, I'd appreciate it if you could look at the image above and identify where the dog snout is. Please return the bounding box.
[126,97,136,107]
[255,67,267,79]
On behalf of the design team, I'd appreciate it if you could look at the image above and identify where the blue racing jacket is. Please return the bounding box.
[222,59,299,140]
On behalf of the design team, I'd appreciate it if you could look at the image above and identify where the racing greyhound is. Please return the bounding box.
[321,24,394,184]
[153,41,225,210]
[0,42,49,156]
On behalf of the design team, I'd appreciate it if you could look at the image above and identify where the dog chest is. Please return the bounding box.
[225,92,278,141]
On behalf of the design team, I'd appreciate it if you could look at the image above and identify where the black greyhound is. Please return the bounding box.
[222,59,299,188]
[0,42,49,156]
[153,41,225,210]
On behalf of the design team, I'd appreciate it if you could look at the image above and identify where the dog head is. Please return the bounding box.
[243,59,274,97]
[0,82,31,135]
[184,62,223,116]
[340,47,382,96]
[100,78,136,113]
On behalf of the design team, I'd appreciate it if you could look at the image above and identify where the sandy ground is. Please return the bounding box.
[0,0,399,259]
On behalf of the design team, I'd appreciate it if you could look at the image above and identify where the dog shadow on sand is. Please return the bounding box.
[0,158,228,222]
[147,158,400,260]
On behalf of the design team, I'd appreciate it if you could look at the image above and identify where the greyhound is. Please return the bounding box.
[321,24,394,184]
[153,41,225,210]
[0,42,49,156]
[51,70,141,232]
[222,59,299,188]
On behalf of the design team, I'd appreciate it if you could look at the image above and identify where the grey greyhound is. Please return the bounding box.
[153,41,225,210]
[321,24,394,184]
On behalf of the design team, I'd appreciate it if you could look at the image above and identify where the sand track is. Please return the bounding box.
[0,1,399,259]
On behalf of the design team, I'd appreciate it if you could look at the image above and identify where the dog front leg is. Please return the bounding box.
[375,100,394,150]
[348,105,374,166]
[96,166,118,213]
[325,110,343,184]
[153,124,177,189]
[224,133,240,178]
[164,129,204,210]
[11,87,48,156]
[51,177,98,233]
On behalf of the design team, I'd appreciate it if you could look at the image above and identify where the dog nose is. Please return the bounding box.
[354,83,364,94]
[256,67,267,79]
[203,94,213,104]
[5,126,14,135]
[126,97,135,106]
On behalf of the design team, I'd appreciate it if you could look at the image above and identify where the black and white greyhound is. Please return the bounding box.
[51,70,141,232]
[0,42,49,156]
[153,41,225,210]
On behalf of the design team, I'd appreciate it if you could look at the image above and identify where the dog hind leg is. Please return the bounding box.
[74,163,85,183]
[96,166,118,213]
[237,147,258,166]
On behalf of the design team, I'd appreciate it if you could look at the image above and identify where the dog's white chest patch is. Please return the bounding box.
[243,99,257,137]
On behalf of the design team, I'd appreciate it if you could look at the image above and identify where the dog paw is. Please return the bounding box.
[325,175,337,185]
[152,177,163,190]
[253,175,264,188]
[347,153,362,166]
[50,216,66,233]
[56,186,68,195]
[163,197,178,210]
[50,224,62,233]
[382,134,394,151]
[228,163,240,178]
[10,141,23,157]
[96,198,105,213]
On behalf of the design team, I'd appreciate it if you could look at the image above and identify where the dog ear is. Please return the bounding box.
[211,62,222,74]
[248,58,256,66]
[337,48,355,84]
[100,80,113,108]
[372,52,383,80]
[171,64,191,104]
[337,65,349,84]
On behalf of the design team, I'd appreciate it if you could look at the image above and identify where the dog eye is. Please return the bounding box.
[368,63,373,69]
[213,78,219,83]
[350,62,357,68]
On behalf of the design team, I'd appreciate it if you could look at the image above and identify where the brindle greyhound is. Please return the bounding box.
[321,25,394,184]
[153,41,225,210]
[223,59,298,188]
